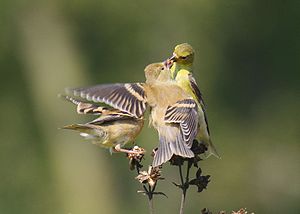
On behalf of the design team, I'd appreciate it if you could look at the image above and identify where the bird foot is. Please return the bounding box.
[114,144,145,155]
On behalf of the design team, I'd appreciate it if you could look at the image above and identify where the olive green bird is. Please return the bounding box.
[167,43,220,158]
[66,63,199,166]
[60,95,144,154]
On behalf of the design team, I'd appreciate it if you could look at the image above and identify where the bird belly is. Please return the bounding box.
[102,119,143,148]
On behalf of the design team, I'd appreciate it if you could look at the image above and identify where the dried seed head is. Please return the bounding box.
[232,208,254,214]
[189,168,210,192]
[136,166,163,187]
[127,146,145,170]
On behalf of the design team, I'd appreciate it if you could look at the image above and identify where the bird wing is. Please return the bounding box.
[66,83,147,118]
[88,113,134,125]
[188,74,206,109]
[164,99,198,147]
[60,94,107,115]
[188,74,211,134]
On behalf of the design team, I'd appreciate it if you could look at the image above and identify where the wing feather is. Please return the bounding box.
[66,83,147,118]
[188,74,211,134]
[188,74,206,109]
[164,99,198,147]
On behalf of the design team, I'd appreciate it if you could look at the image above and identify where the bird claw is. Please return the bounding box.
[114,144,146,155]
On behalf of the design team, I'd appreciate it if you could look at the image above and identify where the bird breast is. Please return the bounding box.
[146,82,191,127]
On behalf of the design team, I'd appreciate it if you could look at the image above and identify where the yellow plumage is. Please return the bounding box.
[168,43,220,158]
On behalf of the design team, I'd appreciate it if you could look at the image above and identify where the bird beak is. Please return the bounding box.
[163,59,173,69]
[169,54,177,62]
[163,53,177,69]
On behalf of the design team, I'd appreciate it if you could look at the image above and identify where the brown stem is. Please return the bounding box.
[178,162,192,214]
[148,185,154,214]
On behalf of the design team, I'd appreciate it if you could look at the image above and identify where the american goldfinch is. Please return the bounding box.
[61,95,144,154]
[143,63,198,166]
[167,43,220,158]
[66,63,199,166]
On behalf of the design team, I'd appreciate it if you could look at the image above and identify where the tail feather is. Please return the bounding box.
[152,125,194,167]
[62,123,105,140]
[204,139,221,159]
[152,139,173,167]
[170,136,194,158]
[62,124,87,130]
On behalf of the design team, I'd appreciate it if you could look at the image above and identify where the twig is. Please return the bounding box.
[178,161,192,214]
[147,185,154,214]
[178,164,186,214]
[136,166,154,214]
[135,161,164,214]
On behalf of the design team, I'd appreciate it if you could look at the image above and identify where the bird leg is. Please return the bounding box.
[114,144,145,155]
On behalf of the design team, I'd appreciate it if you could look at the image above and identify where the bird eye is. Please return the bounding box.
[181,56,187,60]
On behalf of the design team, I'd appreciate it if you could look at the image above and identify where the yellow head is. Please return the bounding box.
[171,43,195,65]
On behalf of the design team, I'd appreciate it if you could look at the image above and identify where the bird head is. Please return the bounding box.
[169,43,195,66]
[144,63,167,83]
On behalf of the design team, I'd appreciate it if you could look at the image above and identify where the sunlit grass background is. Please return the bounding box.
[0,0,299,213]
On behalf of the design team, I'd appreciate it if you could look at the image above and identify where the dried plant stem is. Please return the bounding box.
[148,194,154,214]
[144,184,154,214]
[137,167,156,214]
[178,162,192,214]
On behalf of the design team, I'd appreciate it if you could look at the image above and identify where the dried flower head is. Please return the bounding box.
[201,208,213,214]
[201,208,254,214]
[136,166,163,187]
[189,168,210,192]
[151,147,158,158]
[127,146,145,170]
[169,140,208,167]
[232,208,254,214]
[169,155,185,166]
[191,139,207,155]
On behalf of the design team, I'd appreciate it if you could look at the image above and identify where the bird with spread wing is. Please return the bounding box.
[60,95,144,154]
[64,63,199,166]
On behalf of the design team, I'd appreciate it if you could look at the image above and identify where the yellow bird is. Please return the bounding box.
[61,95,144,154]
[167,43,220,158]
[66,63,199,166]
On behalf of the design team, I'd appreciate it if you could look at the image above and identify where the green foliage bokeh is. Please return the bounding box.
[0,0,299,213]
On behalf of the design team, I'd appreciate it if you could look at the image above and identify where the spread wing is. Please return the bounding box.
[66,83,147,118]
[88,113,135,125]
[164,99,198,147]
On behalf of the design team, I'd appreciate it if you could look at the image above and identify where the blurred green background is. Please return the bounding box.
[0,0,299,213]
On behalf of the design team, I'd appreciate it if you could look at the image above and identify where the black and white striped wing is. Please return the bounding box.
[188,74,211,134]
[66,83,147,118]
[88,112,134,125]
[188,74,206,109]
[164,99,198,147]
